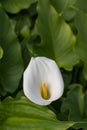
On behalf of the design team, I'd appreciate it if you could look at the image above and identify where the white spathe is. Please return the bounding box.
[23,57,64,105]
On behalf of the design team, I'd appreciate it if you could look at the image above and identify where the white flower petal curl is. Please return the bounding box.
[23,57,64,105]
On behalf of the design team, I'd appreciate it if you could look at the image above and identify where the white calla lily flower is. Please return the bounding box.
[23,57,64,105]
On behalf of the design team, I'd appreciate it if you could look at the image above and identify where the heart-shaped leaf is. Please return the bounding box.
[0,5,24,95]
[29,0,79,70]
[0,96,76,130]
[61,84,87,129]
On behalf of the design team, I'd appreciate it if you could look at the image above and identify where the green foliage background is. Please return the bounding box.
[0,0,87,129]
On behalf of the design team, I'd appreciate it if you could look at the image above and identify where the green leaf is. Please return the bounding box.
[14,15,31,39]
[62,70,72,87]
[75,0,87,13]
[0,0,37,13]
[29,0,79,70]
[51,0,87,21]
[0,46,3,60]
[0,96,76,130]
[0,5,24,95]
[50,0,77,13]
[61,84,84,120]
[75,11,87,79]
[61,84,87,129]
[20,25,30,39]
[85,92,87,117]
[50,0,77,21]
